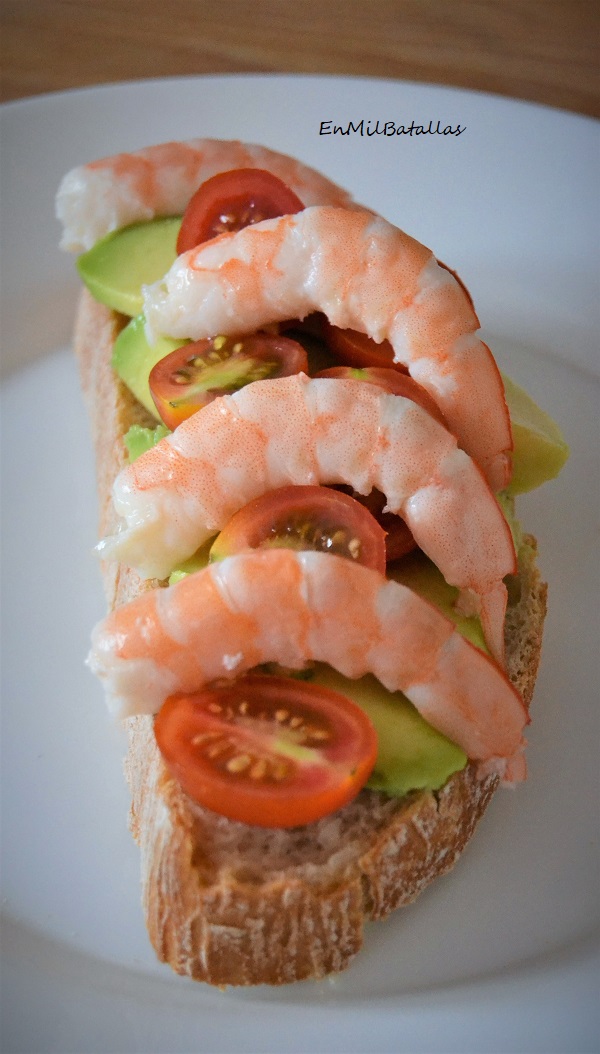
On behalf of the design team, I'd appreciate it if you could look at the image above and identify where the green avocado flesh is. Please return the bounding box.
[77,216,181,317]
[167,540,213,583]
[124,422,170,462]
[312,666,467,795]
[112,315,187,419]
[502,373,569,494]
[388,550,487,652]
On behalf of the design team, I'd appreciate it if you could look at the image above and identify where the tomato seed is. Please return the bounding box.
[348,537,361,559]
[250,759,267,780]
[206,740,229,758]
[227,754,252,773]
[275,709,289,722]
[271,760,289,781]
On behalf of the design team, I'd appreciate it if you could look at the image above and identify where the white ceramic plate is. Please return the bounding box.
[1,76,598,1054]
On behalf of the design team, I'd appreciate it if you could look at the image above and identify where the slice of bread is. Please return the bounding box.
[74,289,547,986]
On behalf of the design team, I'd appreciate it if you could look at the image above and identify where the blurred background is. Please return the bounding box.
[1,0,598,116]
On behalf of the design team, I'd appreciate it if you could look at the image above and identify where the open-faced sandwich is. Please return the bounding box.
[56,139,568,986]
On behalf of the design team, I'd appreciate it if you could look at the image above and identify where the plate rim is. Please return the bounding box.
[1,72,598,1052]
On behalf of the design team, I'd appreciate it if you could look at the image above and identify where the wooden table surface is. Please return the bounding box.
[1,0,598,117]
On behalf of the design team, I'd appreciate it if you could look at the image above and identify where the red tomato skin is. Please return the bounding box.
[149,334,309,430]
[154,676,378,828]
[345,486,417,563]
[209,484,387,575]
[177,168,305,254]
[316,366,448,428]
[314,363,447,563]
[321,319,409,373]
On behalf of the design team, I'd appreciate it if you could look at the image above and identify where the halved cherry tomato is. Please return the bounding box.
[316,364,449,562]
[209,485,387,574]
[154,675,378,828]
[321,318,408,373]
[177,168,305,254]
[149,333,308,429]
[316,366,448,427]
[339,486,416,563]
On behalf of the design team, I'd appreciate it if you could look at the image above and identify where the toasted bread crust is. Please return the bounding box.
[74,290,547,986]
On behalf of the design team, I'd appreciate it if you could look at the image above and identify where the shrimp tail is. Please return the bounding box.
[477,739,528,785]
[478,582,509,667]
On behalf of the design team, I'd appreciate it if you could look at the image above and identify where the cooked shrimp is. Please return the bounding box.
[99,374,515,661]
[88,549,527,780]
[56,139,354,252]
[143,206,512,491]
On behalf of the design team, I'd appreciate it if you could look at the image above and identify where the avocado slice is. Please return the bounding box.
[112,314,188,419]
[502,372,569,494]
[388,549,487,652]
[77,216,181,316]
[311,665,467,795]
